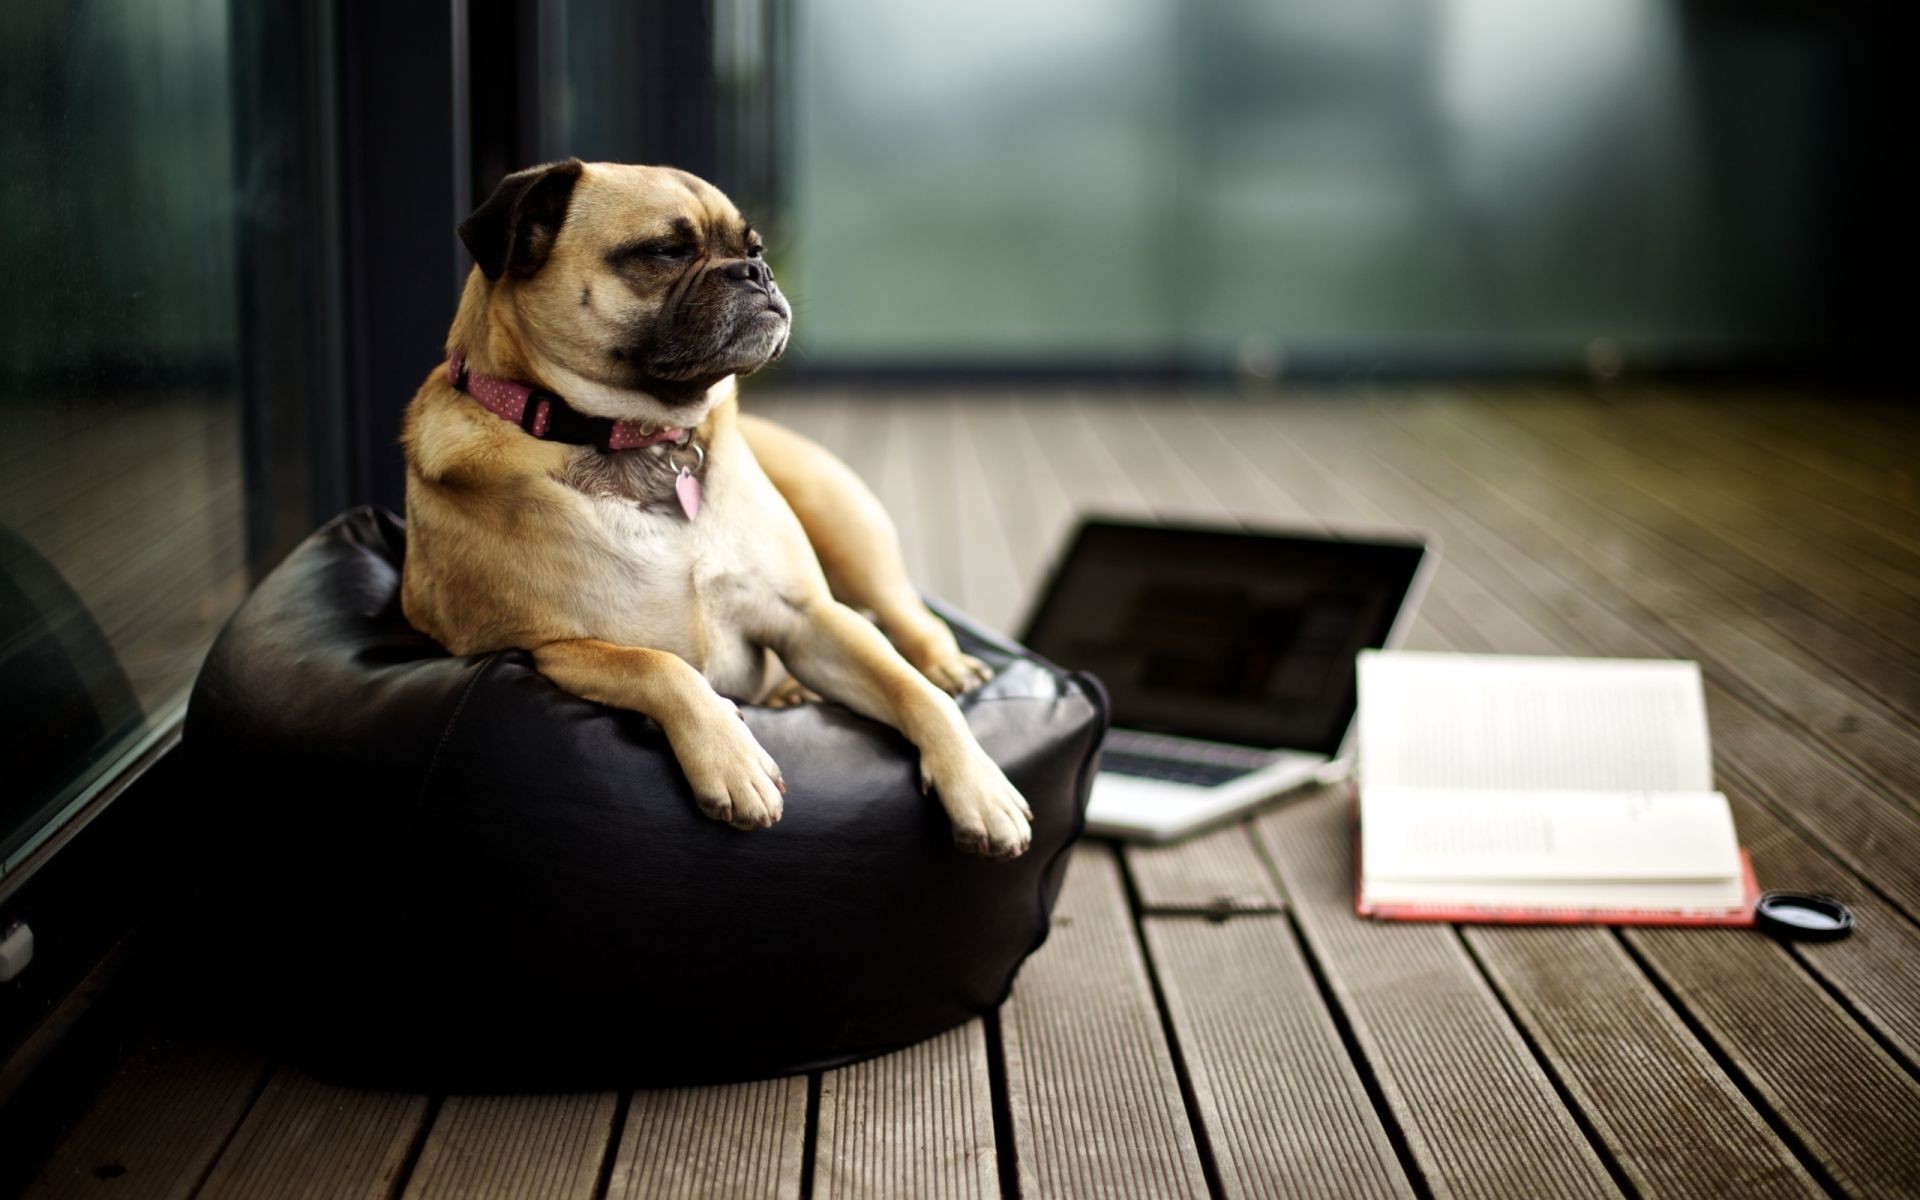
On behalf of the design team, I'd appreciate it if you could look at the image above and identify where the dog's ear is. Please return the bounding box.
[459,159,585,281]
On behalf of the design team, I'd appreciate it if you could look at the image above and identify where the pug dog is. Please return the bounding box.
[400,159,1032,858]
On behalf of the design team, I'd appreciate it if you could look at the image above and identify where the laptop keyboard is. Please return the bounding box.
[1098,748,1265,787]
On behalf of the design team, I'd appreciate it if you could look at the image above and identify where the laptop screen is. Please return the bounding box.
[1021,519,1428,758]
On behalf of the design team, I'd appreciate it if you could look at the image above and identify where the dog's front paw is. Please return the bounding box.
[923,752,1033,860]
[672,700,787,831]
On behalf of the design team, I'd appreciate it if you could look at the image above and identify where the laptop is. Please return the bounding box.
[1020,518,1434,842]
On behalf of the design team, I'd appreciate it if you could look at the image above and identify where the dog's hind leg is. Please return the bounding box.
[739,413,991,694]
[761,673,821,708]
[532,639,786,830]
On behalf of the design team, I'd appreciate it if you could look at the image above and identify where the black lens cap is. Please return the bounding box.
[1755,891,1854,942]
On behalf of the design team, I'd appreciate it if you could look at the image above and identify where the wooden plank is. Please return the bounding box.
[1090,654,1412,1200]
[807,391,1217,1199]
[1706,679,1920,922]
[1463,926,1821,1198]
[401,1092,618,1200]
[196,1067,430,1200]
[1625,926,1920,1198]
[1628,392,1920,550]
[1390,401,1920,800]
[962,388,1405,1199]
[603,1078,808,1200]
[1259,395,1920,1191]
[999,845,1210,1199]
[813,1021,998,1200]
[1256,790,1621,1199]
[1094,393,1779,1195]
[1126,823,1284,915]
[816,393,890,498]
[1716,773,1920,1072]
[1380,497,1920,1071]
[1399,401,1920,918]
[1274,390,1920,1009]
[1010,396,1157,523]
[1381,590,1843,1193]
[27,1031,269,1200]
[876,398,935,592]
[1143,914,1415,1200]
[943,395,1028,634]
[1295,389,1920,1060]
[777,405,1015,1200]
[959,395,1060,587]
[1130,393,1322,527]
[1482,392,1920,677]
[1526,389,1920,565]
[1064,393,1227,524]
[1270,397,1920,917]
[1000,397,1092,573]
[904,389,975,614]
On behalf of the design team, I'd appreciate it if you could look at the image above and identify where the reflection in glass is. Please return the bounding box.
[0,0,248,871]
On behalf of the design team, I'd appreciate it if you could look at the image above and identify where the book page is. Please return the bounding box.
[1360,787,1742,883]
[1357,652,1713,793]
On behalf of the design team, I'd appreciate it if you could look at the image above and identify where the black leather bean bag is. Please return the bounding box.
[186,507,1105,1091]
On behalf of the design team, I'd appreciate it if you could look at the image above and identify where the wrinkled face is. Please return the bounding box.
[460,161,791,423]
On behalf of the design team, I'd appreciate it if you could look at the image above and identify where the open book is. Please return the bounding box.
[1354,651,1757,925]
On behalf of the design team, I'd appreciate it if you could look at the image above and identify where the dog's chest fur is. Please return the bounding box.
[561,443,777,700]
[563,443,690,514]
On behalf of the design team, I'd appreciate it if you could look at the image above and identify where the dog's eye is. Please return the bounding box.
[609,241,694,268]
[747,244,765,259]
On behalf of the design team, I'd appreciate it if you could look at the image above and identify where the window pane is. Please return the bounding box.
[0,0,320,875]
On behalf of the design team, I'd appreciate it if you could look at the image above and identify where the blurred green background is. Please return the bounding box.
[779,1,1889,375]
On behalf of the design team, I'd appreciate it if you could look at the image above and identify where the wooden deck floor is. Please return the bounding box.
[26,385,1920,1199]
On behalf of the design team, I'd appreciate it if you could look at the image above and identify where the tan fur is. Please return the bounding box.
[401,162,1030,856]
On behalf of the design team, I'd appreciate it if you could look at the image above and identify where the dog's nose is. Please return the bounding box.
[723,259,771,291]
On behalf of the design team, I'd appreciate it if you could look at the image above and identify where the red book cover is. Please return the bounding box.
[1350,796,1760,928]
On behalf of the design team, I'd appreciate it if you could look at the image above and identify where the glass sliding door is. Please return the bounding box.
[0,0,342,882]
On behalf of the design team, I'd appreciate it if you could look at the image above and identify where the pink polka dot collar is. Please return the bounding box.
[446,348,686,454]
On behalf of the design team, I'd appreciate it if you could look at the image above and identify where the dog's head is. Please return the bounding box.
[457,160,791,427]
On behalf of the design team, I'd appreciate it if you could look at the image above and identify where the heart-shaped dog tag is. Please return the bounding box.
[676,467,701,520]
